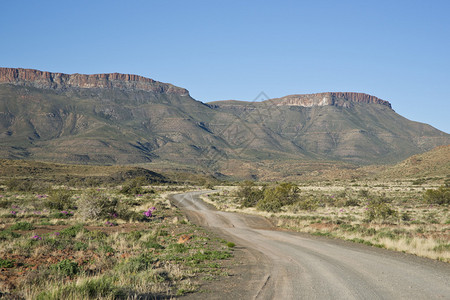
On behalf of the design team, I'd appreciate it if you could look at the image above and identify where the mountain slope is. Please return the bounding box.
[0,68,449,174]
[210,93,449,164]
[377,145,450,179]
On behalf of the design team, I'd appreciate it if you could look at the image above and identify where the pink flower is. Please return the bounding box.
[31,235,42,240]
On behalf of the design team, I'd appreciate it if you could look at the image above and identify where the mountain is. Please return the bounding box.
[0,67,449,178]
[377,145,450,179]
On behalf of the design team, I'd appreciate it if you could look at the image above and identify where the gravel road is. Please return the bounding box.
[172,191,450,300]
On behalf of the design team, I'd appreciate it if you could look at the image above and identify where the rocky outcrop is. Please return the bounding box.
[268,92,392,109]
[0,68,189,95]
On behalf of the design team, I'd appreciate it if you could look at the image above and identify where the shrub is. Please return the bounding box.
[256,194,283,212]
[256,183,299,212]
[10,221,35,231]
[401,212,411,221]
[226,242,235,248]
[0,258,15,268]
[74,242,88,251]
[77,190,125,220]
[237,181,264,207]
[423,186,450,205]
[0,229,21,240]
[44,189,74,210]
[52,259,79,277]
[60,224,86,238]
[5,178,34,192]
[365,198,397,222]
[358,190,370,198]
[294,196,321,211]
[120,177,152,195]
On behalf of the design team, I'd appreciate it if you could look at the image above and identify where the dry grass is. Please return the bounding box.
[204,180,450,262]
[0,185,234,299]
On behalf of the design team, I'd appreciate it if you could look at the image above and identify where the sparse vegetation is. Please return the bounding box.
[0,174,234,298]
[204,179,450,262]
[423,185,450,205]
[0,156,448,298]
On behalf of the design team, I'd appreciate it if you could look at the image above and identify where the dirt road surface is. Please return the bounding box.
[171,191,450,299]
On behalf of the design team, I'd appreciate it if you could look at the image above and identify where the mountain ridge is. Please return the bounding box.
[0,67,189,96]
[0,67,449,177]
[210,92,392,109]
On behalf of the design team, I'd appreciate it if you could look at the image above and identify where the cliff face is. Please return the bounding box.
[268,92,392,109]
[1,67,449,168]
[0,68,189,96]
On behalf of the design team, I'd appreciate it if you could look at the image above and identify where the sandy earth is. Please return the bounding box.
[172,191,450,300]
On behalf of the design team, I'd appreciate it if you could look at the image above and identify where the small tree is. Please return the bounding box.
[256,183,299,212]
[423,186,450,205]
[237,181,264,207]
[365,197,397,222]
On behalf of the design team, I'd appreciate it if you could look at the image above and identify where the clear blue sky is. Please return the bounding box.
[1,0,449,133]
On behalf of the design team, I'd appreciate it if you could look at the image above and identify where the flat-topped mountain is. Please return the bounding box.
[268,92,392,108]
[0,67,188,95]
[0,68,448,177]
[211,92,392,108]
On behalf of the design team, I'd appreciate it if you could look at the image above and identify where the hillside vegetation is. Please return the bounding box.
[1,68,449,179]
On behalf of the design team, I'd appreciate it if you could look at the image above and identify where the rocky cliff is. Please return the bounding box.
[268,92,392,109]
[0,68,189,95]
[2,67,448,169]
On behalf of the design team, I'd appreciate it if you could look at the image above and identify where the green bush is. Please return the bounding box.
[365,198,397,222]
[226,242,235,248]
[256,183,299,212]
[423,186,450,205]
[237,181,264,207]
[256,195,283,212]
[0,258,15,268]
[10,221,35,231]
[60,224,86,238]
[120,177,153,195]
[293,196,321,211]
[74,242,88,251]
[0,229,21,240]
[45,189,74,210]
[5,178,34,192]
[52,259,79,277]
